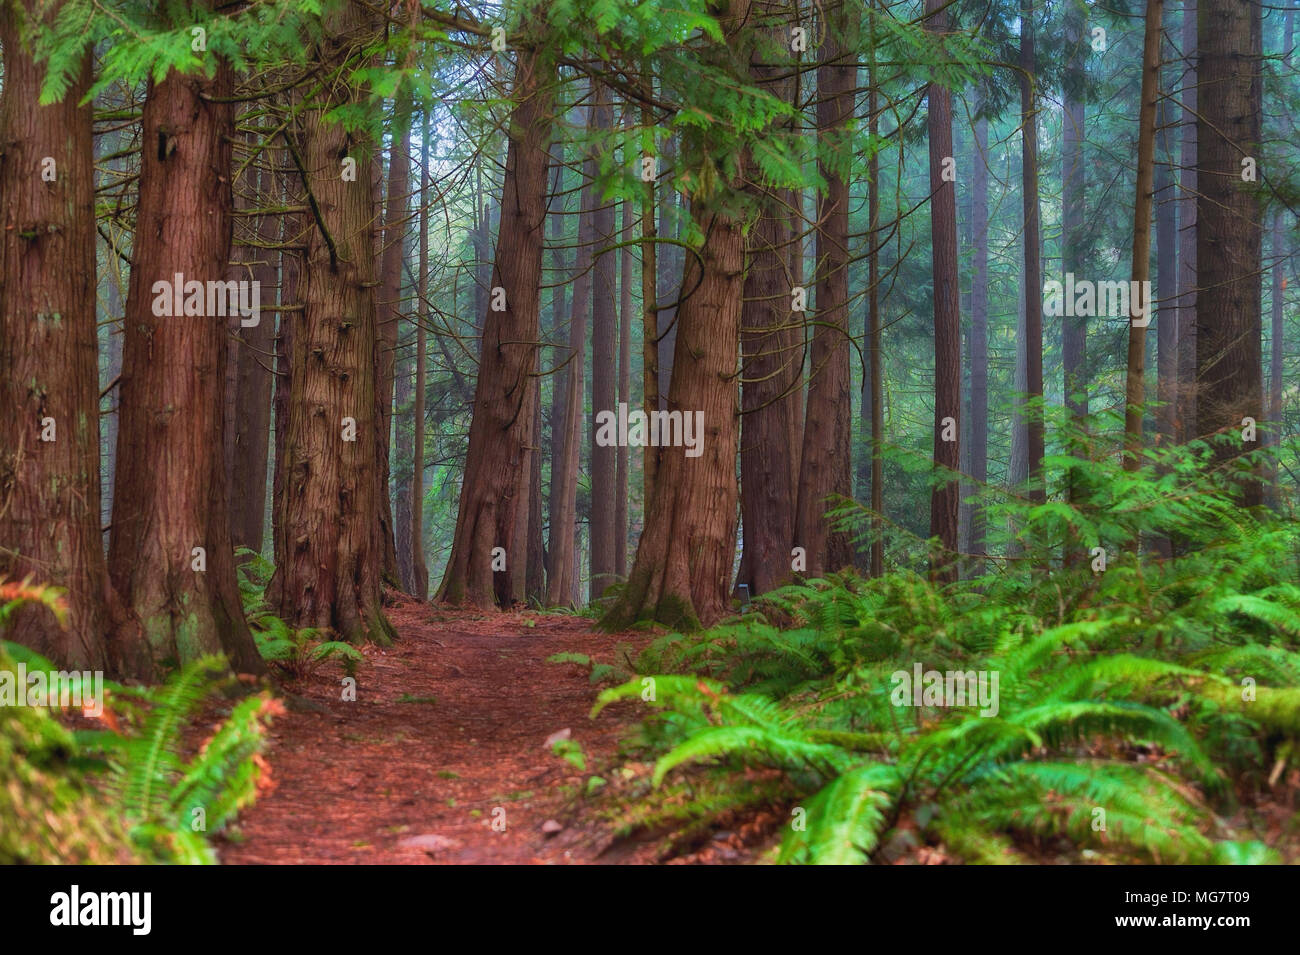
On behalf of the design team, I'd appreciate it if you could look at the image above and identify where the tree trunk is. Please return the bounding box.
[1269,6,1294,504]
[270,148,302,609]
[796,0,857,577]
[547,123,595,609]
[616,189,634,580]
[410,111,430,600]
[868,28,884,579]
[740,7,801,597]
[526,380,545,603]
[602,1,751,631]
[109,52,263,676]
[377,93,413,591]
[1020,0,1045,502]
[0,5,116,671]
[438,37,555,608]
[601,208,744,631]
[1155,35,1178,447]
[1194,0,1263,506]
[394,332,415,591]
[227,128,278,560]
[1010,253,1030,490]
[272,2,395,642]
[1062,7,1088,425]
[589,83,618,601]
[1124,0,1163,465]
[641,80,660,511]
[1176,0,1199,442]
[925,0,961,582]
[1270,209,1285,502]
[969,108,989,568]
[545,157,567,597]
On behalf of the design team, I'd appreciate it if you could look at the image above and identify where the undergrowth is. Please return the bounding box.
[1,581,279,863]
[237,548,362,680]
[589,422,1300,864]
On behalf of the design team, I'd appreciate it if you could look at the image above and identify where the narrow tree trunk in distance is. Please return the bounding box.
[969,109,989,569]
[1061,5,1091,565]
[110,55,263,676]
[656,136,679,415]
[1155,45,1177,447]
[1062,7,1088,425]
[796,0,857,577]
[438,38,555,608]
[739,7,801,597]
[545,157,567,595]
[956,113,972,565]
[510,380,535,604]
[270,151,302,609]
[410,112,430,600]
[641,80,660,511]
[1152,23,1178,557]
[376,96,412,590]
[1020,0,1045,502]
[589,83,618,601]
[1270,210,1285,504]
[1269,3,1294,504]
[228,130,278,560]
[0,8,115,671]
[1010,255,1029,490]
[1124,0,1163,467]
[394,333,414,591]
[868,33,884,579]
[547,143,594,608]
[1176,0,1198,442]
[526,385,545,602]
[102,284,123,533]
[925,0,961,582]
[616,191,633,579]
[98,117,129,537]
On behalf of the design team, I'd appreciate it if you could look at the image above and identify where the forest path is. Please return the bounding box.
[220,599,648,865]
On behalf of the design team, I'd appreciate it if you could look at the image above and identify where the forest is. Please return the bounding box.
[1,0,1299,877]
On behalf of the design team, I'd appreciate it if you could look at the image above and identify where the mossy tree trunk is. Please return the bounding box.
[108,41,263,677]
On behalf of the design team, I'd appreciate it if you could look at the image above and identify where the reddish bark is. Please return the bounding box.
[109,55,263,676]
[438,40,555,608]
[0,6,117,670]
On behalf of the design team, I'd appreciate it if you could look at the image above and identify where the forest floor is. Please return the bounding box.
[219,596,680,865]
[213,594,1300,865]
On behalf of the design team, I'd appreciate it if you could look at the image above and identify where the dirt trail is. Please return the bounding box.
[220,599,648,865]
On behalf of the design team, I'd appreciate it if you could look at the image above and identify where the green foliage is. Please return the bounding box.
[236,551,362,679]
[0,578,68,630]
[74,657,281,864]
[552,737,587,770]
[595,437,1300,864]
[1,584,276,864]
[0,647,144,864]
[250,612,361,680]
[548,648,632,685]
